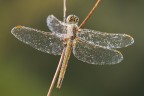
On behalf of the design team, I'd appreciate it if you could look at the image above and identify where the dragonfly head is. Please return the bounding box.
[66,15,79,24]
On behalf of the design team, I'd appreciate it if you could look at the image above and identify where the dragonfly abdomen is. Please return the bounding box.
[57,39,73,88]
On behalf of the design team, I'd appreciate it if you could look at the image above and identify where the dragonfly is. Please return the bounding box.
[11,1,134,96]
[11,14,134,87]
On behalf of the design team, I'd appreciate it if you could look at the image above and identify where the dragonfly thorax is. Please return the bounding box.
[66,15,79,24]
[64,24,78,40]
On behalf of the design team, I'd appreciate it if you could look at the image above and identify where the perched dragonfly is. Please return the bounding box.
[11,0,135,96]
[11,14,134,88]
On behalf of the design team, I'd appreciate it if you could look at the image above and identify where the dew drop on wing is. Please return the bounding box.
[78,29,134,49]
[11,26,64,55]
[47,15,66,34]
[73,39,123,65]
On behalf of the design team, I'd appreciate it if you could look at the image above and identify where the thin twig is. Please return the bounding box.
[47,48,66,96]
[47,0,67,96]
[55,0,67,88]
[78,0,101,29]
[63,0,66,23]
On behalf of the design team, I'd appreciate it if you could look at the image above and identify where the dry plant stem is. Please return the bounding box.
[56,0,67,88]
[47,48,66,96]
[63,0,67,23]
[47,0,67,96]
[78,0,101,29]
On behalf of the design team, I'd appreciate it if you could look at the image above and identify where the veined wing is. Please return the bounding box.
[11,26,63,55]
[73,39,123,65]
[47,15,67,34]
[78,29,134,49]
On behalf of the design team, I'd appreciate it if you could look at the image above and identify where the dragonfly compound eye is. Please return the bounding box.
[67,15,79,24]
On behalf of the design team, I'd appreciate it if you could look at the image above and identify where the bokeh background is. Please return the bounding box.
[0,0,144,96]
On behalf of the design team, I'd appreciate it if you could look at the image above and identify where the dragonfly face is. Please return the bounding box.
[66,15,79,24]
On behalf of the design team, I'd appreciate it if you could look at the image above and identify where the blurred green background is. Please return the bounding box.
[0,0,144,96]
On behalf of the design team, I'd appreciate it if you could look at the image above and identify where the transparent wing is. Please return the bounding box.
[47,15,66,34]
[78,29,134,49]
[11,26,63,55]
[73,39,123,65]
